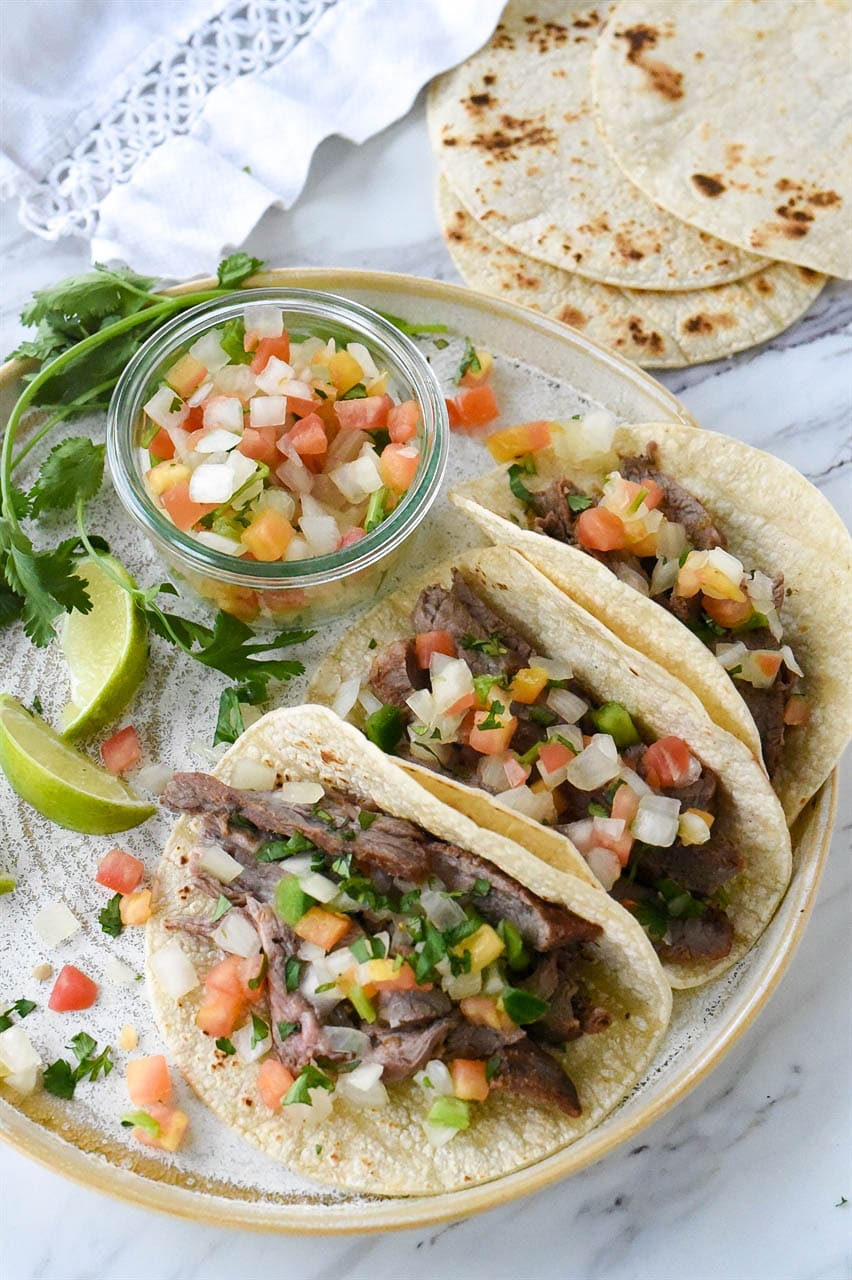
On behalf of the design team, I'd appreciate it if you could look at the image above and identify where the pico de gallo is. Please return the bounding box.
[160,768,615,1140]
[485,418,807,776]
[141,307,424,562]
[347,571,741,966]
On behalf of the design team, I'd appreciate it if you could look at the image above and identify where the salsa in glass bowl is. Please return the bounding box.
[107,289,449,626]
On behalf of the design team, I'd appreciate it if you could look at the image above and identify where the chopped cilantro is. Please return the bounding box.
[501,987,548,1025]
[477,699,505,731]
[98,892,123,938]
[121,1109,160,1136]
[485,1055,502,1082]
[44,1032,113,1099]
[462,633,507,657]
[284,957,302,992]
[588,801,610,819]
[358,809,378,829]
[216,1037,236,1055]
[0,997,36,1032]
[211,894,231,922]
[213,686,247,746]
[250,1013,269,1049]
[508,458,537,506]
[568,494,594,513]
[364,486,389,533]
[247,953,268,990]
[277,1021,299,1041]
[497,920,529,971]
[473,877,491,897]
[455,338,482,384]
[257,830,317,862]
[340,383,367,400]
[284,1063,333,1105]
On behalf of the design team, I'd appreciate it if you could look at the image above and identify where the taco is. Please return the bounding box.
[309,548,792,989]
[149,705,671,1197]
[449,419,852,823]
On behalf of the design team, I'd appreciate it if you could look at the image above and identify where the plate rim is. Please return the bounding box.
[0,267,833,1234]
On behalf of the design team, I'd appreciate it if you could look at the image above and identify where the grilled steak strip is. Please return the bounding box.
[412,570,532,676]
[491,1040,582,1117]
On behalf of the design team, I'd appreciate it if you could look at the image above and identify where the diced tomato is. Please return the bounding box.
[281,412,327,457]
[166,353,207,399]
[784,694,810,726]
[96,848,144,895]
[148,428,175,460]
[453,385,500,429]
[205,954,265,1005]
[160,480,218,532]
[334,395,392,431]
[388,399,420,443]
[702,595,754,628]
[196,989,245,1038]
[120,888,152,925]
[258,1059,296,1112]
[185,405,205,432]
[446,692,476,716]
[486,420,552,462]
[287,395,320,419]
[101,725,142,775]
[450,1058,490,1102]
[469,708,518,756]
[380,442,420,492]
[503,754,531,788]
[575,506,628,551]
[250,334,290,374]
[48,964,98,1012]
[339,527,366,548]
[640,736,695,789]
[612,784,641,827]
[538,741,574,774]
[294,907,351,952]
[240,508,294,561]
[414,630,456,668]
[127,1055,172,1107]
[132,1103,189,1153]
[445,397,462,429]
[238,426,279,467]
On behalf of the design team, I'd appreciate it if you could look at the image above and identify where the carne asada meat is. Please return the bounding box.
[369,638,424,707]
[412,571,532,676]
[635,834,742,897]
[529,478,582,543]
[656,907,735,966]
[163,767,611,1127]
[619,447,725,551]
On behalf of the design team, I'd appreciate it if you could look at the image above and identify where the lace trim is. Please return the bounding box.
[16,0,337,241]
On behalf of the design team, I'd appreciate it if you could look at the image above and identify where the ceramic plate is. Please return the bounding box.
[0,269,835,1232]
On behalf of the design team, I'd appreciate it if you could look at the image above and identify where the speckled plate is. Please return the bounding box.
[0,269,836,1233]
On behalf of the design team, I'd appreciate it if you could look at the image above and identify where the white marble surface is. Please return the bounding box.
[1,94,850,1280]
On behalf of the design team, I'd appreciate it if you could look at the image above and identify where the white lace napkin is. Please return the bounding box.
[0,0,504,275]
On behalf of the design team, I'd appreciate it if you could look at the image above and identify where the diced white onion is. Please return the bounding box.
[198,844,244,883]
[299,872,339,904]
[346,342,378,381]
[650,557,680,596]
[443,968,483,1000]
[581,409,617,453]
[406,688,435,723]
[332,677,361,719]
[187,380,213,408]
[301,962,342,1012]
[592,816,625,841]
[585,847,622,891]
[257,488,295,521]
[678,811,713,846]
[681,752,704,785]
[300,514,340,556]
[357,687,383,716]
[546,687,588,723]
[105,955,138,985]
[285,535,311,561]
[254,355,294,395]
[657,521,687,560]
[330,454,383,503]
[189,329,229,373]
[408,735,453,766]
[536,753,571,791]
[632,794,681,847]
[226,449,258,488]
[191,739,229,764]
[707,546,745,585]
[144,385,188,430]
[188,462,235,504]
[229,759,277,791]
[414,1059,453,1096]
[563,818,594,854]
[213,365,256,400]
[279,379,313,401]
[151,940,198,998]
[781,645,803,677]
[431,657,474,716]
[528,654,573,681]
[618,766,652,796]
[277,780,325,805]
[716,641,748,671]
[276,454,314,495]
[546,723,584,753]
[195,427,242,454]
[425,1121,459,1148]
[477,753,510,792]
[135,763,173,794]
[203,396,244,434]
[421,887,467,930]
[212,912,259,958]
[0,1027,42,1093]
[324,1026,372,1057]
[33,901,81,948]
[494,784,556,823]
[565,737,620,790]
[324,946,356,976]
[244,305,284,341]
[195,531,247,556]
[249,395,286,428]
[336,1075,388,1109]
[232,1017,271,1064]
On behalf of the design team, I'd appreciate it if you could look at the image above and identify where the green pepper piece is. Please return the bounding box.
[274,876,313,925]
[589,701,641,750]
[364,704,404,753]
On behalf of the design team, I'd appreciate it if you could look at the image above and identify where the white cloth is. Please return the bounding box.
[0,0,504,275]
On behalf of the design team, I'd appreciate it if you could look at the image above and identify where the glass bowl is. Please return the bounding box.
[107,288,449,627]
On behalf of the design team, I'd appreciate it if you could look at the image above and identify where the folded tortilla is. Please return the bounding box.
[449,423,852,823]
[148,705,672,1197]
[309,548,792,989]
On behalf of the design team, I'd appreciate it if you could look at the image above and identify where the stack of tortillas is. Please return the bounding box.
[429,0,851,367]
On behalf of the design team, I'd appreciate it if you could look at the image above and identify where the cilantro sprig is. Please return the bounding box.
[43,1031,114,1099]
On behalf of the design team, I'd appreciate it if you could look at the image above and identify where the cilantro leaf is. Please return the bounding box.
[455,338,482,384]
[0,997,37,1032]
[568,494,594,513]
[217,253,264,288]
[98,893,124,938]
[29,438,106,514]
[213,686,246,747]
[250,1013,269,1049]
[461,632,507,657]
[211,894,231,922]
[42,1058,76,1099]
[216,1037,236,1055]
[1,529,93,646]
[21,265,156,331]
[508,461,536,506]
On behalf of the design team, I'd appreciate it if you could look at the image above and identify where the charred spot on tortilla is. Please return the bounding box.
[617,23,660,60]
[492,24,516,51]
[753,275,775,296]
[558,306,588,328]
[470,114,558,161]
[627,318,664,354]
[466,92,496,113]
[683,313,736,335]
[692,173,726,198]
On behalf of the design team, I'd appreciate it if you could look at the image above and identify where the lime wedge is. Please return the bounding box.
[0,695,155,834]
[59,554,147,740]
